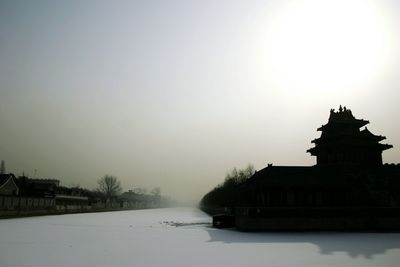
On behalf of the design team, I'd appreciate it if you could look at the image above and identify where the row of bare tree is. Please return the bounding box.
[200,164,255,208]
[97,175,161,200]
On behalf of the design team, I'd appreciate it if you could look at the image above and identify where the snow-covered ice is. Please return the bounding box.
[1,207,400,267]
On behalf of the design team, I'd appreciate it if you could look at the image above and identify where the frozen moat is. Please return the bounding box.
[1,208,400,267]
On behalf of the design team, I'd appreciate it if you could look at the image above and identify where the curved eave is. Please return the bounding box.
[360,128,386,141]
[306,147,317,155]
[376,136,386,142]
[380,144,393,151]
[307,142,393,153]
[317,119,369,131]
[313,135,386,145]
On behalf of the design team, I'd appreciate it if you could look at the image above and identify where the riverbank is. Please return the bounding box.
[0,206,164,219]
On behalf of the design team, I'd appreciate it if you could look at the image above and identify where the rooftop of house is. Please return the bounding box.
[317,106,369,131]
[0,173,17,188]
[246,164,400,187]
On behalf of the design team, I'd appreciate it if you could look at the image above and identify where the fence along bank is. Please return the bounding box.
[1,174,165,218]
[0,175,90,216]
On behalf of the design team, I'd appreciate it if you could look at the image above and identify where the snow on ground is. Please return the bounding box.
[1,208,400,267]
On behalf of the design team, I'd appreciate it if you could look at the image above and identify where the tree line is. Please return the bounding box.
[96,174,166,206]
[200,164,255,208]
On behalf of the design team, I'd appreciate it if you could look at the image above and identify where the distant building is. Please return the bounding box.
[120,190,160,209]
[55,186,89,210]
[17,176,59,198]
[120,190,147,208]
[0,174,19,196]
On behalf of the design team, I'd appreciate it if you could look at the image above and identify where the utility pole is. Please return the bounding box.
[0,160,5,174]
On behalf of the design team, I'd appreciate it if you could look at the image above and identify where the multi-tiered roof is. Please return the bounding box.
[307,106,392,165]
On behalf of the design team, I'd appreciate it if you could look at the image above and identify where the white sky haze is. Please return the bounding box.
[1,0,400,202]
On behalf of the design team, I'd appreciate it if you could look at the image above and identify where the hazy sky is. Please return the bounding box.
[1,0,400,203]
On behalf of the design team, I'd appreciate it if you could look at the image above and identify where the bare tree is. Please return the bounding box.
[223,164,255,187]
[97,175,122,201]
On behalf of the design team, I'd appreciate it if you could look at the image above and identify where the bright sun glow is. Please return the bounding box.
[263,0,397,93]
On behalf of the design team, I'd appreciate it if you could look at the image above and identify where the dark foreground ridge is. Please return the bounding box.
[201,106,400,231]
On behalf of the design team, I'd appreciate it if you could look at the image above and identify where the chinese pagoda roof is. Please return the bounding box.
[311,127,387,145]
[317,106,369,131]
[360,128,386,141]
[307,142,393,155]
[307,106,393,164]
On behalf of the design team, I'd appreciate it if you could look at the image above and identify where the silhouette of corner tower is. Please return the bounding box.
[307,106,393,166]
